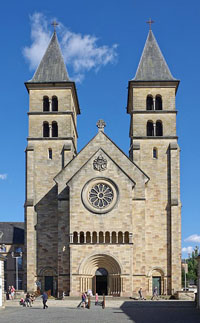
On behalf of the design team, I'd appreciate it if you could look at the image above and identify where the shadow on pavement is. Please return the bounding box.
[120,301,200,323]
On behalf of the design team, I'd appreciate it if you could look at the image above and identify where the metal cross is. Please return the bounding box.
[96,119,106,132]
[146,18,155,30]
[51,20,59,32]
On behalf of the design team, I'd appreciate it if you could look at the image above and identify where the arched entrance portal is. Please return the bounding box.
[78,253,122,296]
[95,268,108,295]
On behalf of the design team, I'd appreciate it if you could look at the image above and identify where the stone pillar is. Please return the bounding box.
[153,98,156,110]
[78,233,80,244]
[49,124,52,137]
[110,232,112,243]
[153,123,156,136]
[49,99,52,112]
[97,233,99,244]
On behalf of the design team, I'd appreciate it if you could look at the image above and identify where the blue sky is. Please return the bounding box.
[0,0,199,256]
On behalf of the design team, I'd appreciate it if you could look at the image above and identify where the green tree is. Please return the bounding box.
[187,246,199,285]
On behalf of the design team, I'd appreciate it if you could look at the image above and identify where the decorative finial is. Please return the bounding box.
[146,18,154,30]
[96,119,106,132]
[51,20,59,32]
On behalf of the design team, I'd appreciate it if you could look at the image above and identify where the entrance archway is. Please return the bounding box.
[78,253,122,295]
[95,268,108,295]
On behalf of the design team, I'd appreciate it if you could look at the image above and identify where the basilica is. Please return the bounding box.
[24,28,181,297]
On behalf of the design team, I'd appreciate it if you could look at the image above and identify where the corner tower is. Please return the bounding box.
[24,31,80,292]
[127,29,181,294]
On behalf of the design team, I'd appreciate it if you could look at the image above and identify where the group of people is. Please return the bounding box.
[19,292,35,307]
[6,285,15,300]
[138,286,159,300]
[78,291,99,308]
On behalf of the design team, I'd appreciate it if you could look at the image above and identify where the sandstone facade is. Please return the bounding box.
[24,30,181,297]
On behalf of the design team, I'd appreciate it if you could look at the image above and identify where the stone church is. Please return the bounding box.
[24,28,181,297]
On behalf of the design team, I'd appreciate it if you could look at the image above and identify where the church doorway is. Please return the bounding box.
[45,276,53,295]
[95,268,108,295]
[152,277,161,295]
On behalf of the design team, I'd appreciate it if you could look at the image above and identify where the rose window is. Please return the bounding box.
[88,183,114,209]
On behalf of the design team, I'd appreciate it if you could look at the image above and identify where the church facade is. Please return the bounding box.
[24,29,181,297]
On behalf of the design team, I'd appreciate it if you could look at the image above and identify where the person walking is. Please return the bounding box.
[151,286,158,300]
[138,288,145,300]
[42,291,48,309]
[95,293,99,305]
[25,292,32,307]
[11,286,15,300]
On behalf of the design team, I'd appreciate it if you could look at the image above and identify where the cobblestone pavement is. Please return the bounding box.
[0,299,200,323]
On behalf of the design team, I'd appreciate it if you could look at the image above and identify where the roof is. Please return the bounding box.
[134,30,176,81]
[29,31,69,83]
[0,222,24,244]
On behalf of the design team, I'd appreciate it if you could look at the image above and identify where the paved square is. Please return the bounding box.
[0,300,200,323]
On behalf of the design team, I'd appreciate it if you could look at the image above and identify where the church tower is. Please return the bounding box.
[127,29,181,294]
[24,31,80,292]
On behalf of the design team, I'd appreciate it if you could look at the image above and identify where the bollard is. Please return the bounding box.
[102,294,105,309]
[88,295,91,309]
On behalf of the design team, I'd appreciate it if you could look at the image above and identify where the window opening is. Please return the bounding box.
[52,96,58,111]
[48,149,52,159]
[156,121,163,136]
[146,95,154,110]
[155,95,162,110]
[43,96,49,111]
[43,122,49,137]
[147,121,154,136]
[52,121,58,137]
[153,148,158,159]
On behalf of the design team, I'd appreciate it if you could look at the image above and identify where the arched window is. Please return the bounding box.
[125,232,129,244]
[43,122,49,137]
[112,232,116,244]
[99,231,104,243]
[155,95,162,110]
[118,232,123,244]
[105,232,110,244]
[80,231,84,244]
[86,231,91,243]
[43,96,49,111]
[48,148,52,159]
[73,232,78,243]
[153,148,158,159]
[146,95,154,110]
[52,96,58,111]
[52,121,58,137]
[92,232,97,244]
[147,121,154,136]
[156,121,163,136]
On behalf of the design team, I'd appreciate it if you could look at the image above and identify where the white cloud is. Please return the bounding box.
[185,234,200,243]
[182,246,193,254]
[0,174,7,180]
[23,13,118,82]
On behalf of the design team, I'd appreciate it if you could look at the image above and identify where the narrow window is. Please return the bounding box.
[105,231,110,244]
[52,96,58,111]
[153,148,158,159]
[118,232,123,244]
[156,121,163,136]
[147,121,154,136]
[43,96,49,111]
[52,121,58,137]
[99,231,104,243]
[43,122,49,137]
[92,232,97,244]
[146,95,154,110]
[73,232,78,243]
[48,149,52,159]
[86,231,91,243]
[80,232,84,244]
[155,95,162,110]
[112,232,116,244]
[125,232,129,243]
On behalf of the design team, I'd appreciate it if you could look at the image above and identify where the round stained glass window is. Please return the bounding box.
[89,183,114,209]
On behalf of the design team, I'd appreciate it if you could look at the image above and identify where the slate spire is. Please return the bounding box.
[134,30,176,81]
[30,31,69,82]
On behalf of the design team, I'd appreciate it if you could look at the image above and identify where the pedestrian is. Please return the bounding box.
[95,293,99,305]
[25,292,32,307]
[42,291,48,309]
[138,288,145,300]
[151,286,158,300]
[11,285,15,300]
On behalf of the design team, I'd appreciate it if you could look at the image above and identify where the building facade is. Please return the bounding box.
[24,30,181,297]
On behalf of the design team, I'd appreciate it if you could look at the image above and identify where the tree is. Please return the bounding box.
[187,246,199,285]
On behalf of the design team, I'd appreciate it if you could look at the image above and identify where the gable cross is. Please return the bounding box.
[96,119,106,132]
[146,18,155,30]
[51,20,59,32]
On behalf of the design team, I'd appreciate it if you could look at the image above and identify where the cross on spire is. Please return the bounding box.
[146,18,155,30]
[96,119,106,132]
[51,20,59,32]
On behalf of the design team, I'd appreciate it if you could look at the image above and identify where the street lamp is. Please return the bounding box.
[11,251,22,290]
